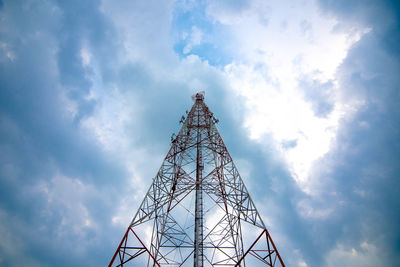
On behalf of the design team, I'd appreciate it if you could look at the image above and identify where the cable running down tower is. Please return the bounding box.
[109,92,285,266]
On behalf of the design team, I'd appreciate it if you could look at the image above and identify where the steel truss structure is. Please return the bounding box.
[109,92,285,267]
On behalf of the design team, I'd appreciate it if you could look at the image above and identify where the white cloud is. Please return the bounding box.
[297,198,334,219]
[80,46,91,66]
[205,0,251,25]
[79,86,133,153]
[34,173,100,241]
[0,42,15,61]
[324,241,388,267]
[211,0,369,193]
[78,86,161,226]
[101,0,177,67]
[183,26,204,54]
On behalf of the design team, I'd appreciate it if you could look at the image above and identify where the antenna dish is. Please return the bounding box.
[191,91,205,101]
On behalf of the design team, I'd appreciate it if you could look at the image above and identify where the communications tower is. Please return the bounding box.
[109,92,284,266]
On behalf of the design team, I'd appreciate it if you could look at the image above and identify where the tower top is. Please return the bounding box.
[109,91,285,267]
[192,91,205,101]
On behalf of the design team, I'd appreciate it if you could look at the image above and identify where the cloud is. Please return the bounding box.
[309,30,400,264]
[325,241,387,267]
[299,1,400,265]
[0,0,399,266]
[205,0,251,25]
[183,26,204,54]
[204,0,370,195]
[298,77,335,118]
[0,1,131,266]
[0,0,234,265]
[0,208,43,267]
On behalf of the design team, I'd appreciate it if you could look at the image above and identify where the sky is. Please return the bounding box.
[0,0,399,266]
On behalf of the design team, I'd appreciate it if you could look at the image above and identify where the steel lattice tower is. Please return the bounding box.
[109,92,285,267]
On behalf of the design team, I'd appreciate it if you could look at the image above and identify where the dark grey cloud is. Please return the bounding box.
[319,0,400,59]
[221,1,400,266]
[316,37,400,264]
[0,0,129,266]
[1,0,399,266]
[0,1,235,266]
[299,0,400,265]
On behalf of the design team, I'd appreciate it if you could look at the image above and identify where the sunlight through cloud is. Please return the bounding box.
[215,0,370,192]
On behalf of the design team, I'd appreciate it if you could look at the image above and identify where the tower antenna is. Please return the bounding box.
[109,93,285,266]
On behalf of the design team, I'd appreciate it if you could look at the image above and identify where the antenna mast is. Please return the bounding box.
[109,92,285,267]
